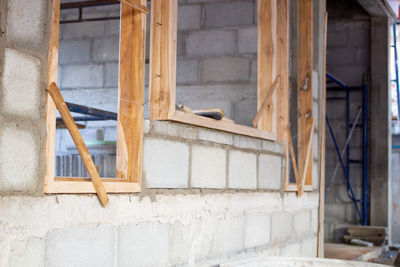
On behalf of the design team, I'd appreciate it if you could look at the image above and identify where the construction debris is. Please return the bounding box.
[344,226,387,246]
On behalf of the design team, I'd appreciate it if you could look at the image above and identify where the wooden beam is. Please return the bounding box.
[116,0,147,184]
[253,76,280,128]
[276,0,290,142]
[258,0,277,134]
[318,12,328,258]
[119,0,148,14]
[297,0,313,187]
[299,118,315,196]
[47,83,109,207]
[149,0,177,120]
[44,0,60,193]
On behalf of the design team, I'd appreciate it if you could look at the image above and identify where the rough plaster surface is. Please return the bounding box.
[0,192,319,266]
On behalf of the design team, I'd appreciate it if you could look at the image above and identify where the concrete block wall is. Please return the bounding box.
[324,0,370,242]
[0,0,323,265]
[175,0,258,126]
[143,120,284,190]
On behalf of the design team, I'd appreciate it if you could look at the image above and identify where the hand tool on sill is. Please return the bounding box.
[176,104,225,121]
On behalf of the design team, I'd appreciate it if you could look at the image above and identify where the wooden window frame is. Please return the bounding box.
[284,0,314,193]
[44,0,147,194]
[148,0,292,141]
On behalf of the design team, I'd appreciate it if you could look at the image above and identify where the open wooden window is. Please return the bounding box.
[44,0,147,194]
[284,0,314,194]
[148,0,291,141]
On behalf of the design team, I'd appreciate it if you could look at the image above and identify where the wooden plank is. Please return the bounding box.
[119,0,148,14]
[257,0,277,134]
[149,0,177,120]
[347,226,388,236]
[318,12,328,258]
[298,0,313,187]
[299,118,315,195]
[168,111,276,140]
[46,181,141,194]
[253,76,280,128]
[47,83,109,207]
[276,0,290,142]
[44,0,60,193]
[116,0,146,185]
[285,184,313,192]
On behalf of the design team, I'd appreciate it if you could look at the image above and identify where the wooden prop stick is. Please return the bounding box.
[47,83,109,207]
[287,125,301,193]
[253,75,281,128]
[119,0,149,14]
[299,117,315,196]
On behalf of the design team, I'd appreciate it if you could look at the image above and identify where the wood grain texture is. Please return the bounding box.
[257,0,277,133]
[253,76,280,128]
[116,0,147,185]
[299,118,315,196]
[277,0,289,143]
[149,0,177,120]
[119,0,148,14]
[47,83,109,207]
[298,0,313,186]
[318,12,328,258]
[287,126,301,192]
[44,0,60,193]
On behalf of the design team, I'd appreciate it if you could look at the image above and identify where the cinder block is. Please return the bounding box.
[293,210,311,236]
[105,20,120,37]
[233,135,262,150]
[250,60,257,83]
[186,30,235,56]
[1,49,41,118]
[178,5,201,30]
[59,40,91,64]
[300,237,317,257]
[233,97,257,127]
[0,127,38,192]
[149,121,198,140]
[61,21,105,40]
[45,224,115,267]
[191,145,226,188]
[238,28,258,54]
[104,63,118,87]
[61,64,104,88]
[118,222,170,267]
[201,57,250,82]
[311,209,318,234]
[9,237,43,267]
[143,138,189,188]
[280,242,301,257]
[271,212,292,242]
[92,37,120,62]
[211,217,245,256]
[325,203,346,223]
[228,150,257,189]
[262,141,285,155]
[6,0,46,49]
[204,2,254,27]
[327,29,349,48]
[244,212,271,248]
[258,154,282,190]
[177,59,198,84]
[198,129,233,145]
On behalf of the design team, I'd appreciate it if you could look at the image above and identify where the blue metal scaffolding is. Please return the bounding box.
[325,72,368,225]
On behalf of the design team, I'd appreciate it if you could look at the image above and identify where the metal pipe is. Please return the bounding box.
[66,102,118,120]
[56,116,114,122]
[362,82,368,225]
[60,16,120,24]
[60,0,120,10]
[326,72,347,88]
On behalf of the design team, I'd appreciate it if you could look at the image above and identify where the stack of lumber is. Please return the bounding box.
[344,226,387,246]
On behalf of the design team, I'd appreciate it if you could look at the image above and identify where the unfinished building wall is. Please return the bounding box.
[0,0,325,266]
[325,0,370,242]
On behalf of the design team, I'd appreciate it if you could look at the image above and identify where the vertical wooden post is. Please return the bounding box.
[149,0,177,120]
[44,0,60,192]
[116,0,147,184]
[298,0,313,185]
[277,0,289,143]
[257,0,277,134]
